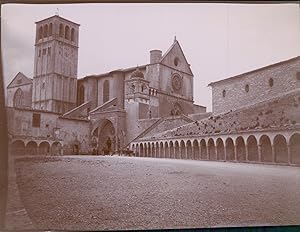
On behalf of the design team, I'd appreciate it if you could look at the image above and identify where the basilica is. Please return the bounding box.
[6,15,300,166]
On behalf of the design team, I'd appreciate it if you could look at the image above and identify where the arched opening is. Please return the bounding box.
[200,139,207,160]
[164,142,169,158]
[43,24,48,38]
[144,143,148,157]
[71,28,75,41]
[169,141,174,159]
[290,133,300,164]
[225,138,235,161]
[59,23,64,37]
[39,141,50,155]
[236,136,246,162]
[193,140,199,160]
[140,143,144,157]
[39,26,43,39]
[155,142,159,158]
[151,143,155,157]
[97,120,115,155]
[180,140,185,159]
[65,25,70,40]
[247,135,258,162]
[49,23,53,36]
[103,80,110,103]
[186,140,192,159]
[11,140,25,156]
[51,142,62,156]
[159,142,164,158]
[77,85,85,106]
[174,141,180,159]
[26,141,38,155]
[274,135,288,163]
[147,142,151,157]
[216,138,225,161]
[260,135,272,162]
[13,88,23,108]
[208,138,216,160]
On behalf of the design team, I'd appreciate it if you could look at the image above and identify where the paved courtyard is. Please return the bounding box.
[8,155,300,230]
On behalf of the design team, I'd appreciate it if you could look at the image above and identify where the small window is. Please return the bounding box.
[222,89,226,98]
[32,113,41,127]
[269,78,274,87]
[48,47,51,56]
[245,84,249,93]
[297,72,300,81]
[38,49,41,57]
[174,57,179,66]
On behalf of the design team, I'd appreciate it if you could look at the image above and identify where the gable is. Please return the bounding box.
[160,40,193,76]
[7,72,32,89]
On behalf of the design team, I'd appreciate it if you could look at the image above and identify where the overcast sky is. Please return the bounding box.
[1,3,300,111]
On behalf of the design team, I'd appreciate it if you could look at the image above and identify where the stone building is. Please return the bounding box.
[6,15,206,156]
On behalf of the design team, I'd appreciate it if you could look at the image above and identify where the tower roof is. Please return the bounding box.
[35,15,80,26]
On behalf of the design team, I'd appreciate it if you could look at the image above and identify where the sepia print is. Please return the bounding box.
[2,3,300,230]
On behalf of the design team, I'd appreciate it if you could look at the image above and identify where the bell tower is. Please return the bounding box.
[32,15,80,113]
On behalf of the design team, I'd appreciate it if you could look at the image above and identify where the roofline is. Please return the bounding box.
[208,56,300,87]
[79,64,147,81]
[35,15,80,26]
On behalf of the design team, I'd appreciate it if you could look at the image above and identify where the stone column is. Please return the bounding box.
[185,146,188,160]
[234,145,238,162]
[224,145,227,161]
[287,144,291,165]
[245,144,249,162]
[271,145,275,163]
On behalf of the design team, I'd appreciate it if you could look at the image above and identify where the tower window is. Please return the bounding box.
[71,28,75,42]
[48,47,51,56]
[39,26,43,40]
[65,25,70,40]
[43,49,46,55]
[222,89,226,97]
[32,113,41,127]
[269,78,274,87]
[49,23,53,36]
[103,80,109,103]
[38,49,41,57]
[174,57,180,66]
[59,23,64,37]
[245,84,249,93]
[43,24,48,38]
[77,85,85,106]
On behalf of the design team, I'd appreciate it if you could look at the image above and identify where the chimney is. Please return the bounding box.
[150,50,162,64]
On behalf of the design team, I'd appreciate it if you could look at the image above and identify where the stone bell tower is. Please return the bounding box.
[32,15,80,113]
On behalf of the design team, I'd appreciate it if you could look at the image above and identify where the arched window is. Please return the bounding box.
[59,24,64,37]
[77,85,85,106]
[65,25,70,40]
[13,88,23,108]
[269,78,274,87]
[103,80,109,103]
[43,24,48,38]
[49,23,53,36]
[39,26,43,39]
[71,28,75,42]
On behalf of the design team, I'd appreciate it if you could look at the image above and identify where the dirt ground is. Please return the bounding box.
[7,155,300,230]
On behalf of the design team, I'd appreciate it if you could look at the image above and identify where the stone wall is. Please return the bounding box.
[210,57,300,115]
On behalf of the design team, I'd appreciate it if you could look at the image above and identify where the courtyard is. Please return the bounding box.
[6,155,300,230]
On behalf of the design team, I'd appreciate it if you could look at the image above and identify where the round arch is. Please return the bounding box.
[290,133,300,164]
[39,141,50,155]
[225,138,235,161]
[208,138,216,160]
[216,138,225,161]
[236,136,246,162]
[164,141,169,158]
[274,134,288,163]
[260,135,272,162]
[169,141,174,159]
[180,140,185,159]
[200,139,207,160]
[140,143,144,157]
[247,135,258,162]
[26,141,38,155]
[11,140,25,156]
[51,142,62,156]
[186,140,192,159]
[193,139,199,160]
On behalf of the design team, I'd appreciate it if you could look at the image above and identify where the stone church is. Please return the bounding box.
[6,15,207,156]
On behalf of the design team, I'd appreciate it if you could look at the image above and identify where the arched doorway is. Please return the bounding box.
[225,138,235,161]
[200,139,207,160]
[97,120,116,155]
[193,140,199,160]
[164,142,169,158]
[290,133,300,164]
[216,138,225,161]
[260,135,272,162]
[236,137,246,162]
[186,140,192,159]
[274,135,288,163]
[39,142,50,155]
[247,136,258,162]
[51,142,62,156]
[208,138,216,160]
[174,141,180,159]
[11,140,25,156]
[140,143,144,157]
[169,141,174,159]
[26,141,38,155]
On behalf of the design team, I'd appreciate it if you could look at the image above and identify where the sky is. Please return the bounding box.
[1,3,300,111]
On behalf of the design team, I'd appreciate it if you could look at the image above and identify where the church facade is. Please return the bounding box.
[6,15,206,156]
